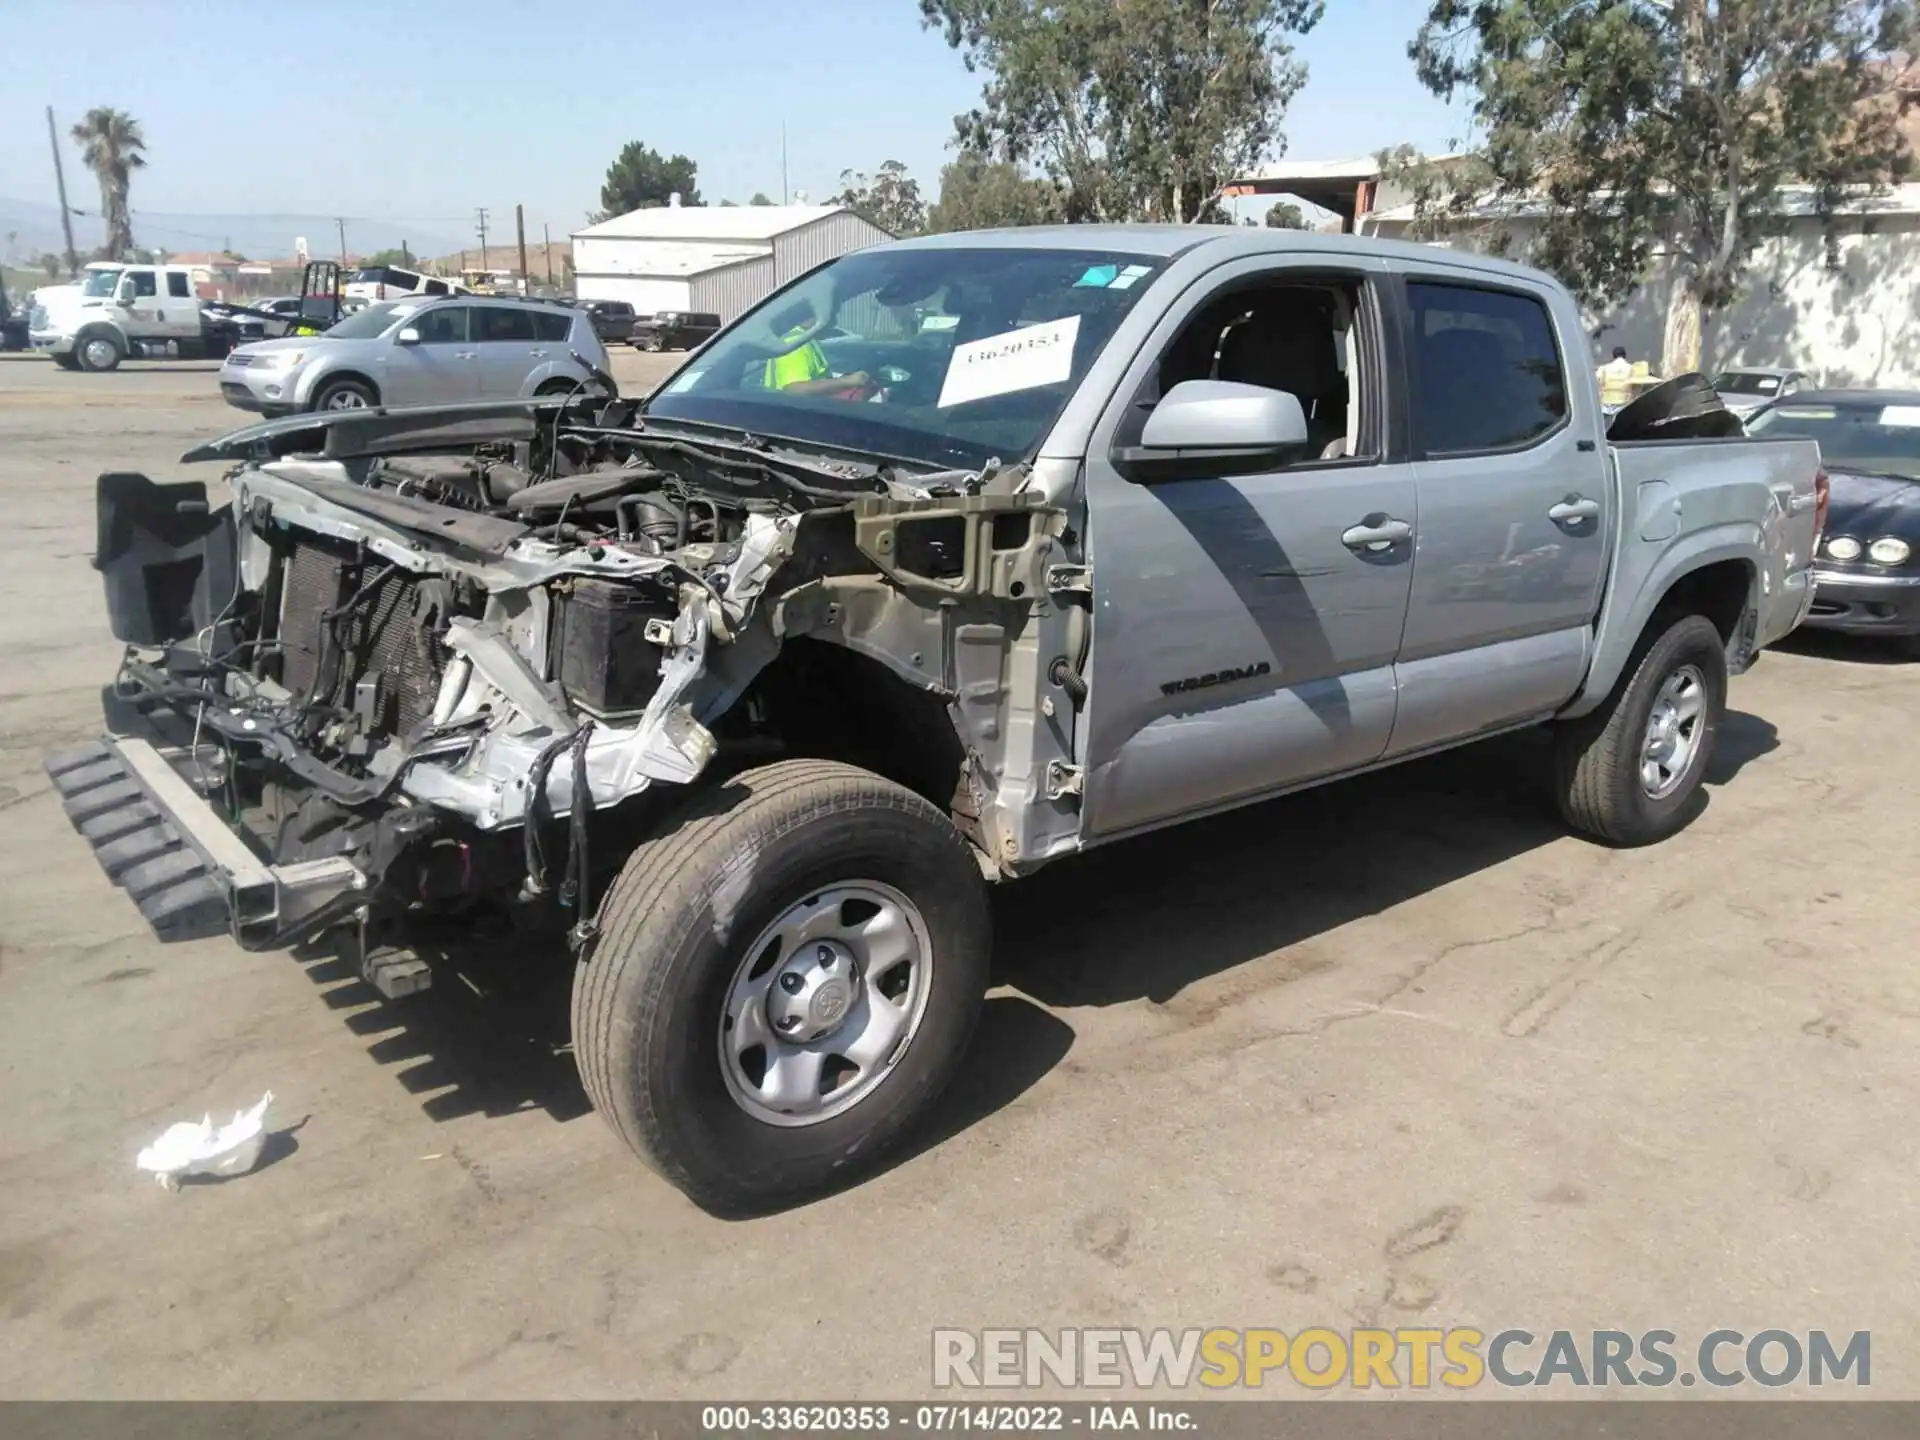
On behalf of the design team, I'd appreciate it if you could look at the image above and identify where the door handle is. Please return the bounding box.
[1548,496,1602,525]
[1341,518,1413,551]
[1787,492,1817,513]
[455,350,476,359]
[529,348,549,358]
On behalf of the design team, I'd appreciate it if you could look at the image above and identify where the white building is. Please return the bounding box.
[570,203,892,321]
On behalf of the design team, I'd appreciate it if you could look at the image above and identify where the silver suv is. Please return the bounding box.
[217,295,612,414]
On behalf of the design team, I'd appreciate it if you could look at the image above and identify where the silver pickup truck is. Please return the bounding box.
[47,229,1824,1213]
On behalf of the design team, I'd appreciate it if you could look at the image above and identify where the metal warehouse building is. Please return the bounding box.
[570,203,892,321]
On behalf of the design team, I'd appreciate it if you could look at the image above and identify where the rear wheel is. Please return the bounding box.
[1553,613,1727,846]
[534,378,580,397]
[572,760,991,1215]
[311,377,375,412]
[76,331,123,373]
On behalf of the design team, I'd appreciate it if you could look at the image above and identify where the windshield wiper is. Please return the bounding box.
[574,425,886,501]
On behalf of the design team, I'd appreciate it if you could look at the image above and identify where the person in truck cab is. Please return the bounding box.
[762,325,871,398]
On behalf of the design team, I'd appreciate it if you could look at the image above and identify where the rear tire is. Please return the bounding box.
[572,760,991,1215]
[310,377,376,412]
[1553,613,1727,846]
[76,331,123,373]
[534,378,580,397]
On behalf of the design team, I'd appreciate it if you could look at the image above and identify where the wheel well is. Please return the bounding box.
[311,370,380,405]
[75,323,123,349]
[1653,558,1751,644]
[738,638,971,821]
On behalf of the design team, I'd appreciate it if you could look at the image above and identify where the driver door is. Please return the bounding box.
[383,304,478,405]
[1077,256,1417,841]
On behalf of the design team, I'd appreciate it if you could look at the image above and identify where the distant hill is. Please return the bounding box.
[0,195,464,267]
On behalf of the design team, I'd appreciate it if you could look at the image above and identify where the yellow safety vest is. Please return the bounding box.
[763,332,829,389]
[1597,358,1634,407]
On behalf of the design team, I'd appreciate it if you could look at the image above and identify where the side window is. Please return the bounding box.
[131,270,158,297]
[413,307,469,344]
[474,307,537,343]
[532,310,572,342]
[166,272,192,299]
[1406,281,1567,455]
[423,279,449,296]
[1130,277,1370,462]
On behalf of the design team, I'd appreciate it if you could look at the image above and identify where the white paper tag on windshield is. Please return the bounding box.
[938,314,1081,408]
[1881,405,1920,428]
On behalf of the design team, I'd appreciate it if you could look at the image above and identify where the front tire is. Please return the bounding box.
[1553,613,1727,846]
[572,760,991,1214]
[76,331,123,372]
[311,377,376,412]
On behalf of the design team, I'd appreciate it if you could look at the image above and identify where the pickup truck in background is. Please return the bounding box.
[47,229,1823,1214]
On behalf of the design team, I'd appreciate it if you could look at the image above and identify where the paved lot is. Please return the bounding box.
[2,350,1917,1400]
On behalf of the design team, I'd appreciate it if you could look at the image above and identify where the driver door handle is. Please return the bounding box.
[455,350,476,360]
[1341,518,1413,551]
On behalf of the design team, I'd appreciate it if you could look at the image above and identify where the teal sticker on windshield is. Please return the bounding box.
[1075,264,1119,288]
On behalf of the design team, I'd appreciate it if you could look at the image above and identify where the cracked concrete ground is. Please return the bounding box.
[2,352,1917,1399]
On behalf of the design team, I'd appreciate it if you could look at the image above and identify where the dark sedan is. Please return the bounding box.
[629,309,722,352]
[1747,389,1920,656]
[574,299,637,343]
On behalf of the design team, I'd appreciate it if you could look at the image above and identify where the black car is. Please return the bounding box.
[574,299,637,343]
[629,309,722,352]
[1746,388,1920,656]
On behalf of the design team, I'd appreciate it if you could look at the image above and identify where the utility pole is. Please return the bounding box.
[46,106,78,276]
[543,223,554,286]
[515,203,528,295]
[474,207,491,274]
[401,240,412,267]
[335,217,348,262]
[781,123,789,205]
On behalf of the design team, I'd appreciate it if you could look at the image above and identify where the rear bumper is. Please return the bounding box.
[44,735,365,945]
[1803,568,1920,637]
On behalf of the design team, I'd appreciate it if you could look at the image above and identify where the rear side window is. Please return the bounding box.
[474,307,537,342]
[533,310,572,341]
[423,279,449,296]
[167,272,192,298]
[1407,281,1567,454]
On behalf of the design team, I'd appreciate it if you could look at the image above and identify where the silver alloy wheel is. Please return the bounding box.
[1642,663,1706,799]
[322,387,369,410]
[83,337,117,370]
[719,881,934,1127]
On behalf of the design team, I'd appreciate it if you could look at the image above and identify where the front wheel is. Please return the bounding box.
[1553,613,1728,846]
[76,332,123,372]
[310,377,376,412]
[572,760,991,1215]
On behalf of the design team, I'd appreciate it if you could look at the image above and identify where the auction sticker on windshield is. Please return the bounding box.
[939,314,1081,408]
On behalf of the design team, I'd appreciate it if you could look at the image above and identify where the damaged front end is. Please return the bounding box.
[48,397,1073,985]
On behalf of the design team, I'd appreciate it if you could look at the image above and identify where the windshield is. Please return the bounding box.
[644,246,1169,469]
[1713,371,1784,396]
[1747,401,1920,480]
[322,300,420,339]
[81,269,124,298]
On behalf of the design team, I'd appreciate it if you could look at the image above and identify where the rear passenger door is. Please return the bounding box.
[471,305,542,397]
[1386,272,1610,758]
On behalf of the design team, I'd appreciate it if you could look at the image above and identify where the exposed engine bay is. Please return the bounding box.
[96,396,1077,952]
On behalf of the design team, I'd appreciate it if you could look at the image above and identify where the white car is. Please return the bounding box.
[1712,367,1810,420]
[344,263,469,305]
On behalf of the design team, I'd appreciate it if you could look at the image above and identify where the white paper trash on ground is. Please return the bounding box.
[135,1091,274,1190]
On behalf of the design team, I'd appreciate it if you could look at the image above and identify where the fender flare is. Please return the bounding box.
[1561,523,1760,720]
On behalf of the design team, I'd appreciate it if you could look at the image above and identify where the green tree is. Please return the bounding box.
[596,141,702,219]
[920,0,1323,222]
[924,151,1064,231]
[39,252,62,280]
[749,192,775,206]
[69,107,148,259]
[362,246,415,269]
[1264,199,1308,229]
[1406,0,1916,375]
[831,160,927,234]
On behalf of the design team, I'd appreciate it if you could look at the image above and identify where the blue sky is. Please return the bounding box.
[1,0,1467,248]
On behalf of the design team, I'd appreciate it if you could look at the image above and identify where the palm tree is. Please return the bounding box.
[69,108,147,260]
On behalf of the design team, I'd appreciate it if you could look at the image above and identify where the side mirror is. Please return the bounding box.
[396,327,422,345]
[115,286,136,307]
[1115,379,1311,483]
